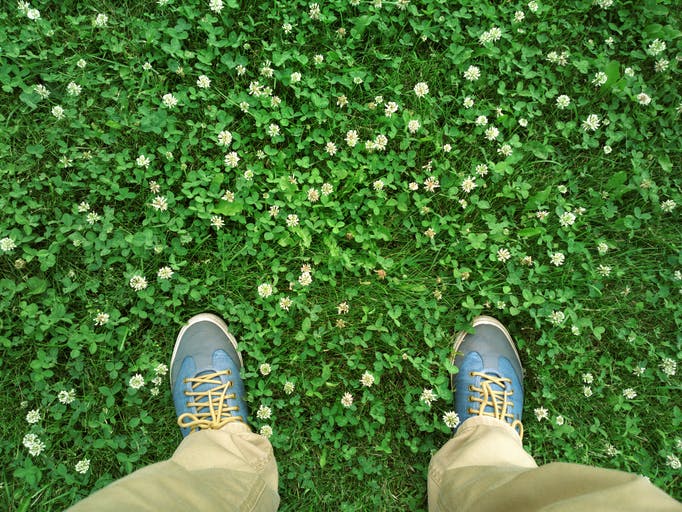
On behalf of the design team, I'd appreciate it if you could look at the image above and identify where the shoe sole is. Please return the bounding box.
[451,315,522,367]
[170,313,243,382]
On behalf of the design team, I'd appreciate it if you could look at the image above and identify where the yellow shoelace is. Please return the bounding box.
[177,370,243,432]
[468,371,523,439]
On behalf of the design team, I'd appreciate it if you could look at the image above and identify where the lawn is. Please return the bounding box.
[0,0,680,509]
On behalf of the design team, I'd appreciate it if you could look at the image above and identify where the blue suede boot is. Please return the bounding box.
[170,313,248,437]
[451,315,524,437]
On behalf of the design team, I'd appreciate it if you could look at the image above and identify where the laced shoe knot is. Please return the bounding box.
[176,370,244,433]
[468,370,523,439]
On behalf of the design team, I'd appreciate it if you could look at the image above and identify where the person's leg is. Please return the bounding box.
[428,316,681,512]
[69,313,279,512]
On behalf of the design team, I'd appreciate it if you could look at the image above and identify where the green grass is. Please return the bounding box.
[1,0,680,509]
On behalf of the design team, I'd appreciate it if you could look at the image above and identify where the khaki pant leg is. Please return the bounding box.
[428,416,681,512]
[68,422,279,512]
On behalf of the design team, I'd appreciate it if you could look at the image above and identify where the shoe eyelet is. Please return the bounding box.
[468,385,474,391]
[468,397,474,402]
[469,372,475,377]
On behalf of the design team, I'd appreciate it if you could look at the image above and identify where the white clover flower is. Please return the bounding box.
[667,454,681,470]
[660,200,676,213]
[267,123,280,137]
[413,82,429,98]
[325,142,337,156]
[86,212,101,225]
[597,264,612,277]
[196,75,211,88]
[157,266,174,279]
[654,59,669,73]
[373,180,385,191]
[660,358,677,376]
[321,183,333,196]
[550,252,565,266]
[25,436,46,456]
[224,151,240,167]
[559,212,576,227]
[286,214,299,227]
[75,458,90,474]
[647,39,666,56]
[210,215,225,229]
[23,433,38,448]
[360,371,375,387]
[129,275,147,291]
[443,411,460,429]
[66,82,82,96]
[58,389,76,404]
[290,72,302,83]
[345,129,359,147]
[603,145,612,154]
[420,388,437,406]
[136,154,151,168]
[150,196,168,211]
[475,164,488,176]
[592,71,608,87]
[94,13,108,27]
[555,415,565,425]
[514,11,525,22]
[582,372,594,384]
[162,93,178,108]
[374,134,388,151]
[583,386,593,397]
[556,95,571,109]
[463,65,481,81]
[484,126,499,140]
[475,115,488,126]
[27,8,41,20]
[93,311,110,326]
[0,237,17,252]
[341,392,354,407]
[497,248,511,262]
[582,114,601,131]
[51,105,65,119]
[497,144,513,157]
[129,374,145,389]
[217,130,233,146]
[257,283,273,298]
[260,363,272,376]
[534,407,549,421]
[34,84,50,99]
[549,310,565,325]
[384,101,399,117]
[259,425,273,438]
[257,404,272,419]
[407,119,420,133]
[298,272,312,286]
[463,96,474,108]
[26,409,41,424]
[209,0,224,13]
[337,301,349,314]
[308,2,321,20]
[283,381,295,394]
[637,93,651,105]
[461,176,477,193]
[622,388,637,399]
[305,188,319,203]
